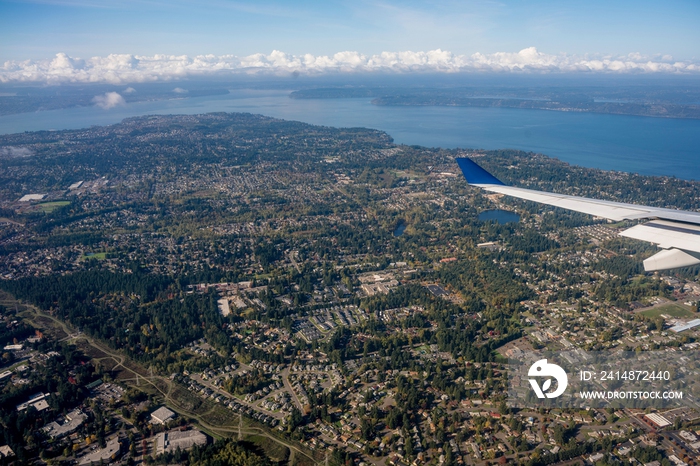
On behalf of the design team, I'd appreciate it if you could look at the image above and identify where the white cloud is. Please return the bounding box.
[124,86,136,94]
[0,146,34,159]
[92,91,126,109]
[2,48,699,84]
[173,87,188,93]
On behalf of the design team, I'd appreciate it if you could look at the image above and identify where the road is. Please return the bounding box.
[282,366,306,411]
[189,372,285,420]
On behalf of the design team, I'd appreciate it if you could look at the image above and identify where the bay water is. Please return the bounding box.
[1,89,699,180]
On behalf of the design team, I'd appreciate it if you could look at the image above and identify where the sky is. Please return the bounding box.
[1,0,699,83]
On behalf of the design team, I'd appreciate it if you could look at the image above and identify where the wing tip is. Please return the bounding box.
[643,248,700,272]
[456,157,505,186]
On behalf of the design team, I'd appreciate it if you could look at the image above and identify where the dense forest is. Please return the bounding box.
[1,271,232,370]
[147,438,271,466]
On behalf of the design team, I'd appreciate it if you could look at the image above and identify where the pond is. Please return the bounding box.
[393,222,407,237]
[478,209,520,224]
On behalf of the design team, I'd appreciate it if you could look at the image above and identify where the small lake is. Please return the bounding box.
[393,222,407,237]
[478,209,520,224]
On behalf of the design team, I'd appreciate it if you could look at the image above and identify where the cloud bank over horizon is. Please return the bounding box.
[2,47,699,85]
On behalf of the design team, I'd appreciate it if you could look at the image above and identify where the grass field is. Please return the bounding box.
[169,384,207,412]
[82,252,107,260]
[37,200,70,212]
[640,304,696,319]
[205,404,240,426]
[245,435,290,463]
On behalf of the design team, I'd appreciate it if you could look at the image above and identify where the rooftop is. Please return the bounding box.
[151,406,176,424]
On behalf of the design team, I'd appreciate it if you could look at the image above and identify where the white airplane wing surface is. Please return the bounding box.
[456,157,700,272]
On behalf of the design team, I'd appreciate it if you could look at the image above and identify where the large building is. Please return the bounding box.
[155,429,208,455]
[670,318,700,333]
[645,413,671,428]
[18,194,46,202]
[16,393,49,412]
[150,406,176,425]
[43,409,87,439]
[78,438,121,465]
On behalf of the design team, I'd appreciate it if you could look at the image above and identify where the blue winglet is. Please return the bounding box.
[456,157,505,186]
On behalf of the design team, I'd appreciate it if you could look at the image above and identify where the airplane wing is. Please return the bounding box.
[456,157,700,272]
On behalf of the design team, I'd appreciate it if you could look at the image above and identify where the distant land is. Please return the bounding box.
[290,87,700,119]
[0,87,230,116]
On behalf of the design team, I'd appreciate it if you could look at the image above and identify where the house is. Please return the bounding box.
[0,446,14,459]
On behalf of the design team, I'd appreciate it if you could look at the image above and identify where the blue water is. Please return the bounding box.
[393,222,407,237]
[1,89,700,180]
[478,210,521,224]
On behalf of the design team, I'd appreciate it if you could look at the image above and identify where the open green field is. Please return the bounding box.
[37,200,69,212]
[82,252,107,260]
[640,304,695,319]
[244,434,290,463]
